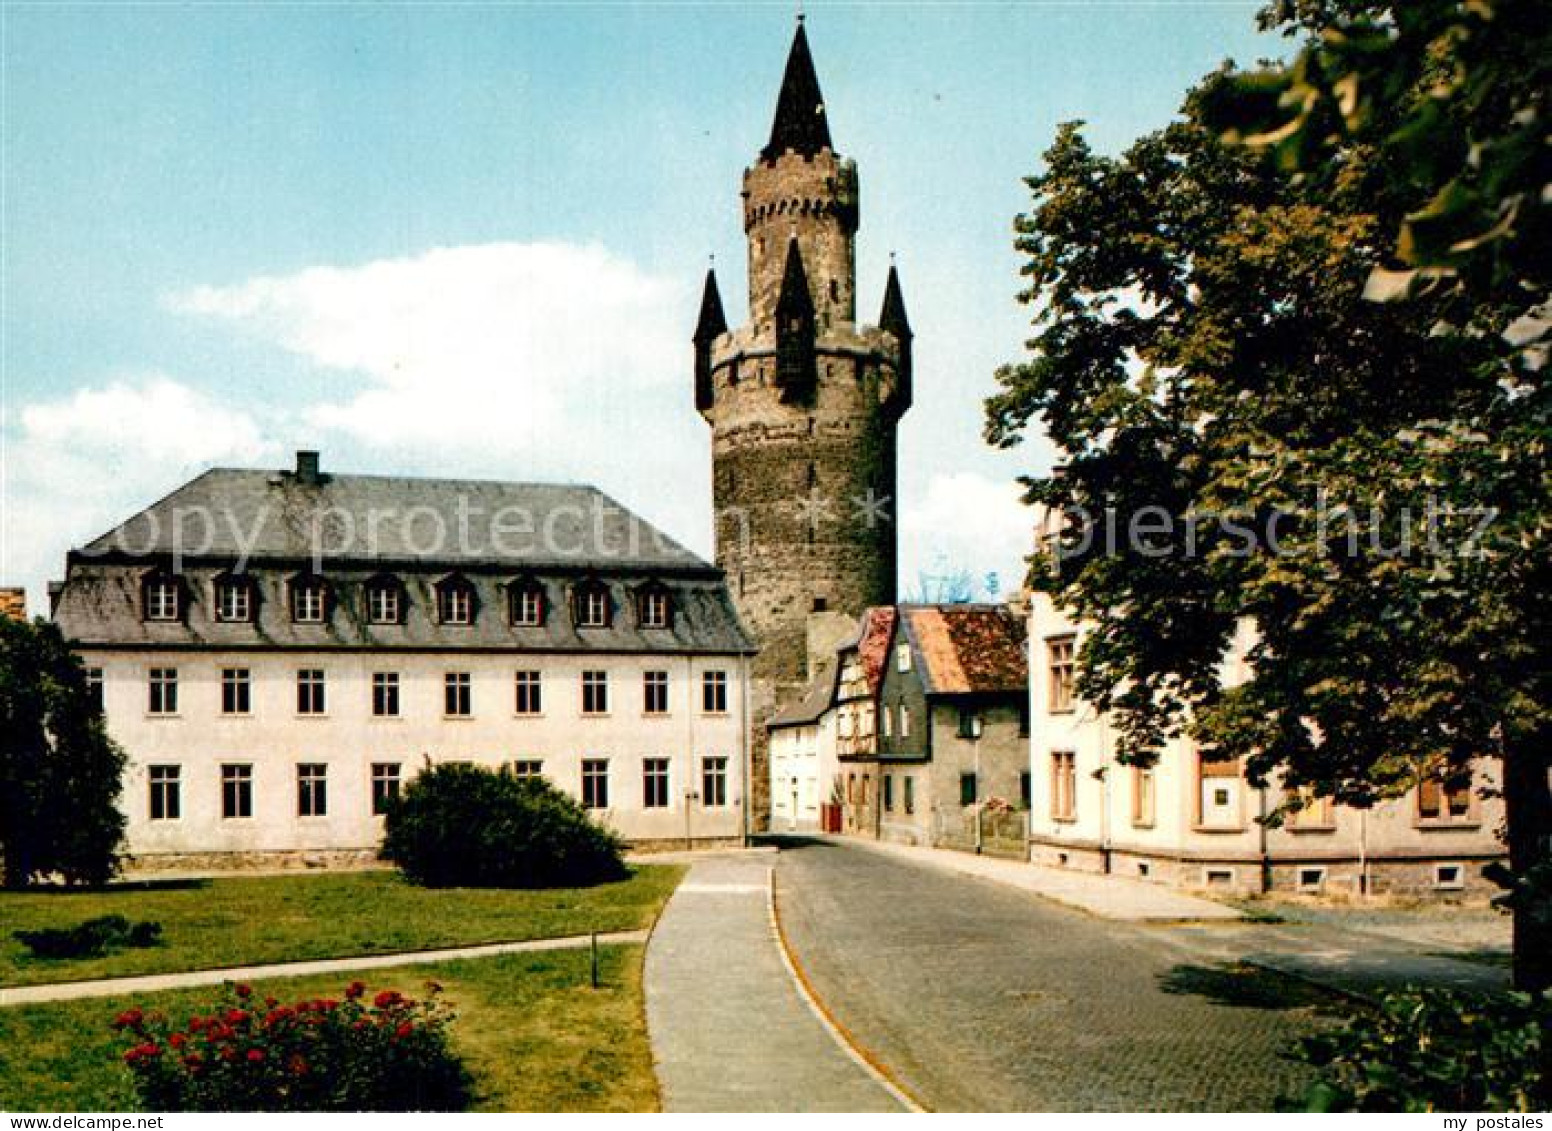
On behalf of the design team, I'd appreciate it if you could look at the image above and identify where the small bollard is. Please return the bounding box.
[590,931,599,989]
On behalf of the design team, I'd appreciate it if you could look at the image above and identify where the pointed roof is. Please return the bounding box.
[879,263,912,340]
[776,238,815,319]
[693,267,728,343]
[761,18,833,162]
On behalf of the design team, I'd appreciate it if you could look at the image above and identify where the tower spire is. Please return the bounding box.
[762,17,832,162]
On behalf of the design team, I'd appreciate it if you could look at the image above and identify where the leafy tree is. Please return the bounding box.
[0,616,127,887]
[985,54,1548,994]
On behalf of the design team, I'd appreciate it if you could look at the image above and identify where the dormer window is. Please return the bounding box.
[214,576,254,623]
[143,574,181,622]
[638,587,672,630]
[290,576,328,624]
[575,581,611,629]
[365,577,403,625]
[509,581,545,627]
[436,576,476,626]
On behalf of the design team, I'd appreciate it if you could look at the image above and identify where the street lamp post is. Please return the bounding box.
[971,714,985,854]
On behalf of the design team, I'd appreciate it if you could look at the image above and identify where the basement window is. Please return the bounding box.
[1203,867,1236,889]
[1434,863,1465,891]
[1297,867,1328,893]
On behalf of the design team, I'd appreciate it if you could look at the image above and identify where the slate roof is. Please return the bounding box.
[767,662,837,729]
[76,467,706,572]
[762,19,833,162]
[898,605,1028,696]
[54,460,753,656]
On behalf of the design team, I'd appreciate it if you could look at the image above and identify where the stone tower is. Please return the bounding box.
[696,17,912,828]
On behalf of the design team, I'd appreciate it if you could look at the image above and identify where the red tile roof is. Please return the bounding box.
[902,605,1027,695]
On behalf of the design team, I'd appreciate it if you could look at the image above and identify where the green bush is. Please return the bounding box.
[380,764,627,889]
[14,914,163,960]
[1292,988,1550,1112]
[114,981,470,1112]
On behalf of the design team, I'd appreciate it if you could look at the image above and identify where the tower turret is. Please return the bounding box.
[693,267,728,413]
[694,16,912,831]
[774,238,818,402]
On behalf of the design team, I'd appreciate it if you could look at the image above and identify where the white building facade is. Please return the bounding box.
[53,454,755,867]
[1026,592,1506,897]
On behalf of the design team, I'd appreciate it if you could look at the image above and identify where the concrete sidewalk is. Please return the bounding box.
[809,835,1242,922]
[0,929,647,1007]
[643,853,905,1112]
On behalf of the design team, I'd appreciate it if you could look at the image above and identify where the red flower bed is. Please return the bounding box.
[112,981,470,1112]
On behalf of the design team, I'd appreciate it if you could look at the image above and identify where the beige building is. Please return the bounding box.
[52,453,755,867]
[1025,592,1506,896]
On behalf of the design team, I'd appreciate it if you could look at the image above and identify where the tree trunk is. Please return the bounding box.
[1502,721,1552,995]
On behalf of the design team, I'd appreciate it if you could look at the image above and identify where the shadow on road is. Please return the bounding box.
[1159,962,1344,1013]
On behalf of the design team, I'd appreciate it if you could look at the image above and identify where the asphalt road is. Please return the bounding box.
[774,839,1327,1112]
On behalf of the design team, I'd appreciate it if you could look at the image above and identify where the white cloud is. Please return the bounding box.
[900,470,1034,602]
[2,376,276,614]
[169,242,694,471]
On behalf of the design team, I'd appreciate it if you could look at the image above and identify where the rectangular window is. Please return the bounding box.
[371,763,401,815]
[297,669,326,715]
[579,587,610,627]
[149,765,180,820]
[701,756,728,807]
[1019,771,1033,811]
[959,772,978,807]
[1051,751,1077,820]
[439,585,473,626]
[221,764,252,819]
[444,672,472,717]
[883,774,894,812]
[148,667,178,715]
[896,642,912,672]
[510,759,543,780]
[515,670,543,715]
[900,705,911,738]
[1048,637,1076,712]
[293,582,326,624]
[1198,755,1243,828]
[581,758,609,809]
[216,581,251,623]
[368,585,400,625]
[1417,774,1473,823]
[85,667,104,712]
[582,670,609,715]
[702,670,728,713]
[882,705,893,739]
[643,757,670,809]
[297,763,328,817]
[221,668,251,715]
[641,591,670,628]
[511,587,543,627]
[1130,765,1157,826]
[644,670,669,715]
[146,579,180,621]
[957,707,978,739]
[1287,788,1335,830]
[903,775,915,815]
[372,672,400,718]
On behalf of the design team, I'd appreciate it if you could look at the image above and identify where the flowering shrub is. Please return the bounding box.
[113,980,471,1112]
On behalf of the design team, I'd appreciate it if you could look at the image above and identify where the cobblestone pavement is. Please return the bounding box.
[775,839,1328,1112]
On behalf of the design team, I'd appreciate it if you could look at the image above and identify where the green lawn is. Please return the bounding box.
[1,866,683,988]
[0,947,660,1112]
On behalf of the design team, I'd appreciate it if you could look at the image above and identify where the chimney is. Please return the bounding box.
[295,450,321,485]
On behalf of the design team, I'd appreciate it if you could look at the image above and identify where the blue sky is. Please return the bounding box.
[2,2,1279,612]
